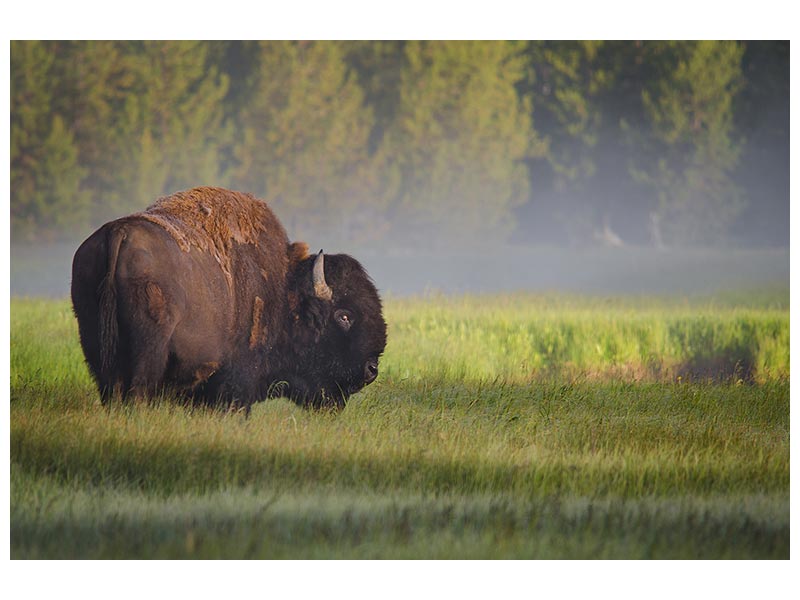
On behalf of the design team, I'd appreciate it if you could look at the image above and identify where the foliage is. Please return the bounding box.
[11,41,88,241]
[230,41,379,242]
[46,41,137,223]
[101,41,231,219]
[11,41,231,236]
[9,41,785,247]
[528,41,610,184]
[633,41,746,245]
[524,41,617,241]
[380,41,543,244]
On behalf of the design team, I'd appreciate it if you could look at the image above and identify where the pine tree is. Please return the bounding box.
[382,41,543,246]
[525,41,619,242]
[343,41,406,152]
[528,41,610,183]
[11,41,88,241]
[22,41,232,229]
[231,41,377,242]
[634,41,746,245]
[47,41,139,225]
[112,41,231,212]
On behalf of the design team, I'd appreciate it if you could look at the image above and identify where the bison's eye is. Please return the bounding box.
[334,309,353,332]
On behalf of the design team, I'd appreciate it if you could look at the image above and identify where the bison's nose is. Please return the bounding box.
[364,359,379,384]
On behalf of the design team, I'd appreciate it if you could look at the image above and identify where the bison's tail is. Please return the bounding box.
[98,226,126,387]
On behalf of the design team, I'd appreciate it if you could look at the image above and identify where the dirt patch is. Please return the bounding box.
[529,355,757,384]
[675,355,756,383]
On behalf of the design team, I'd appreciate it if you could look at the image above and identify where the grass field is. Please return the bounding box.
[10,289,789,559]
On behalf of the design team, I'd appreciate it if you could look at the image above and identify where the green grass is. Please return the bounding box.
[10,290,790,559]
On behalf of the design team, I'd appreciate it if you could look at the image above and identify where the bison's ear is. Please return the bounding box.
[313,250,333,301]
[288,241,310,265]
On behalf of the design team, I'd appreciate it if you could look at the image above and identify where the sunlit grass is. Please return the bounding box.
[10,292,790,558]
[383,293,788,383]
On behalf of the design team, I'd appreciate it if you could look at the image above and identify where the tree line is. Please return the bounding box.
[10,41,788,248]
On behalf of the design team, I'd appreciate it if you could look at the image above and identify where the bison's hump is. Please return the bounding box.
[134,186,287,285]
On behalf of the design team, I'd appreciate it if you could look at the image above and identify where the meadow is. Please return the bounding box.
[10,289,789,559]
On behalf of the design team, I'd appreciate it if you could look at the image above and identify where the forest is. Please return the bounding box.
[10,40,789,249]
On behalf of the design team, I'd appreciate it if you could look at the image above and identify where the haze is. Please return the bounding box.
[10,41,789,297]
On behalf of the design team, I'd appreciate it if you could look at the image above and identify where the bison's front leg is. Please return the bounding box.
[224,376,259,417]
[194,363,260,416]
[228,399,253,417]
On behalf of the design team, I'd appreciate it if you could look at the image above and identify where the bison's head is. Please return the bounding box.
[280,250,387,409]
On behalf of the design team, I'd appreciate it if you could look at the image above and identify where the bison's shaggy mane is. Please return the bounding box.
[136,187,283,285]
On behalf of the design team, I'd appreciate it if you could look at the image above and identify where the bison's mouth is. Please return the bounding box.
[303,387,348,410]
[275,370,376,411]
[277,381,347,410]
[346,381,366,395]
[298,382,369,410]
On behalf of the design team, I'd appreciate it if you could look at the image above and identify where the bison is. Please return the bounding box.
[71,186,387,411]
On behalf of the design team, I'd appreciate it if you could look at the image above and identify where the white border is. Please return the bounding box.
[3,2,796,597]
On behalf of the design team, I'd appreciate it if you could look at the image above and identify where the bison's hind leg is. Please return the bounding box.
[128,343,172,399]
[100,380,126,405]
[119,280,181,401]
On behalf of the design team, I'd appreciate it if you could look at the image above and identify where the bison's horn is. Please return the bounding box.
[313,250,333,301]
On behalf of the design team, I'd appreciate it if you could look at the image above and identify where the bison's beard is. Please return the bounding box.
[268,378,351,410]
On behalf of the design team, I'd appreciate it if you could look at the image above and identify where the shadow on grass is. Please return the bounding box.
[11,420,786,500]
[10,485,789,559]
[676,354,755,383]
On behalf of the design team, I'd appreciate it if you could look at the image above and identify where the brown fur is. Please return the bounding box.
[135,187,274,287]
[288,241,310,265]
[144,282,167,324]
[192,362,219,389]
[287,291,300,314]
[249,296,266,349]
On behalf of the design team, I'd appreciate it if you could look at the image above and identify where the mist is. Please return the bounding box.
[10,41,789,298]
[11,241,789,299]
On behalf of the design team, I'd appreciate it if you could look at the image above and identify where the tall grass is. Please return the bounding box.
[384,293,788,382]
[10,292,790,558]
